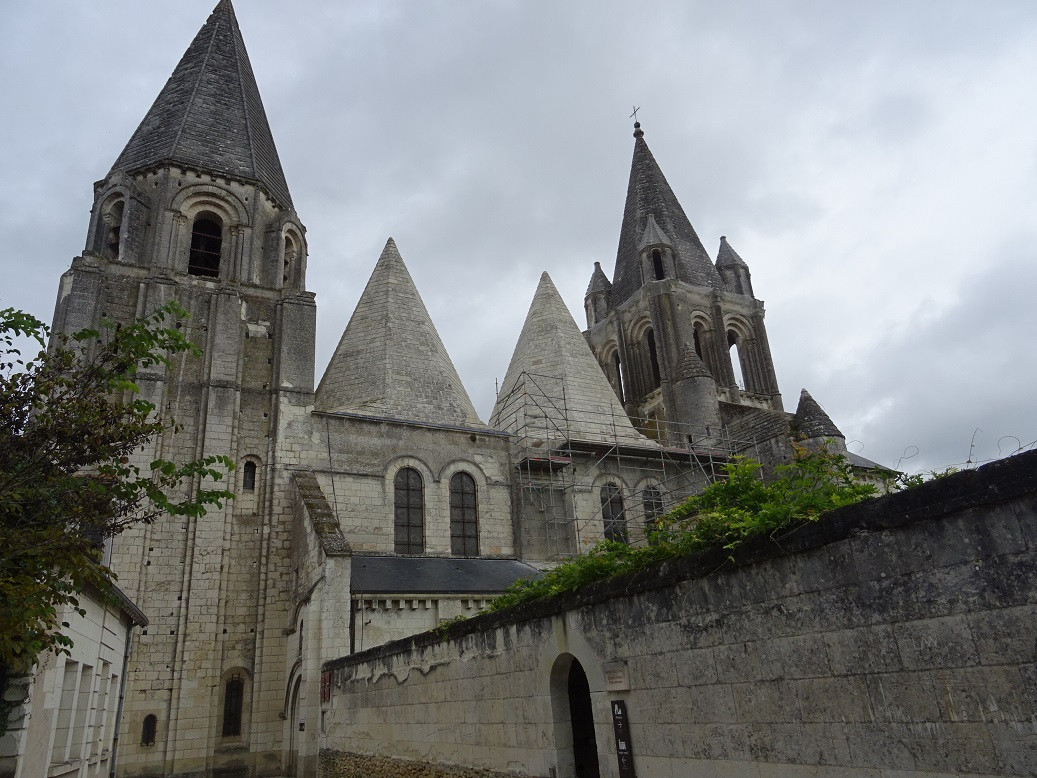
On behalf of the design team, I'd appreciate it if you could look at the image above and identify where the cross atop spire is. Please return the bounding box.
[107,0,293,209]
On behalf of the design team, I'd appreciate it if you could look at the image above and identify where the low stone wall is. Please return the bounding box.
[320,450,1037,777]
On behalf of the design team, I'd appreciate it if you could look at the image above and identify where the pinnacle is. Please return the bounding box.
[107,0,293,208]
[793,389,844,440]
[716,235,748,268]
[315,239,487,429]
[586,262,612,296]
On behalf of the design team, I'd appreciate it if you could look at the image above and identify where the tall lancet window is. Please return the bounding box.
[449,472,479,557]
[645,328,661,389]
[188,215,222,278]
[601,483,627,543]
[394,467,424,554]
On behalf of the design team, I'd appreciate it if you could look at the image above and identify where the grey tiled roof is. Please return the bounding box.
[108,0,293,209]
[350,555,540,595]
[586,262,612,295]
[792,389,844,439]
[315,238,487,429]
[610,125,720,306]
[716,236,748,268]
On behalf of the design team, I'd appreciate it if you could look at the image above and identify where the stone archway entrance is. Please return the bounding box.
[286,676,302,777]
[567,659,599,777]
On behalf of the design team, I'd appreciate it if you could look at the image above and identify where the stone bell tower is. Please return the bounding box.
[51,1,314,774]
[584,122,782,445]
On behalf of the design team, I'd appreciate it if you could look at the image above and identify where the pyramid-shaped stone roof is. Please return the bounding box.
[610,125,720,306]
[108,0,293,209]
[315,239,487,429]
[586,262,612,296]
[792,389,844,440]
[716,235,748,268]
[490,273,653,447]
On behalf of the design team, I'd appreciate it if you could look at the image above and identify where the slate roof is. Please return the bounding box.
[489,273,653,447]
[350,555,540,595]
[586,261,612,295]
[792,389,845,440]
[108,0,293,209]
[610,124,720,307]
[716,235,748,268]
[315,238,487,430]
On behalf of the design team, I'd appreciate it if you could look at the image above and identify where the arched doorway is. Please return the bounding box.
[568,660,599,777]
[286,676,302,777]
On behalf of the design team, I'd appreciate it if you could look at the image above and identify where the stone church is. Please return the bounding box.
[36,1,876,775]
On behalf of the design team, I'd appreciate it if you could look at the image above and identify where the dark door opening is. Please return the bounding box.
[568,660,599,777]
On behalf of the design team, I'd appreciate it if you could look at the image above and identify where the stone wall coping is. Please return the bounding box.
[324,449,1037,673]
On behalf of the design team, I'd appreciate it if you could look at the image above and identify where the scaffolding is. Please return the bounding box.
[492,371,766,560]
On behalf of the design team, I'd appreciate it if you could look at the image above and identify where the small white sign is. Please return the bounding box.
[603,661,630,691]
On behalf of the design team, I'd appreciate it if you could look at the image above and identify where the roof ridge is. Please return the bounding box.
[169,9,218,159]
[228,5,260,181]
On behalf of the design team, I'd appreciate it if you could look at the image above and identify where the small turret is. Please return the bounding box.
[671,348,722,444]
[637,214,677,283]
[584,262,612,327]
[716,236,754,296]
[792,389,847,453]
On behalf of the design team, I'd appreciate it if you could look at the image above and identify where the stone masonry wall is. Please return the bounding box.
[320,450,1037,777]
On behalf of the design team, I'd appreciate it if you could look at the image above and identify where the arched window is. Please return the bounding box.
[643,487,664,538]
[693,323,705,359]
[188,216,222,278]
[645,328,661,389]
[394,467,424,554]
[106,199,125,260]
[612,353,626,403]
[728,330,745,390]
[141,714,157,746]
[449,472,479,557]
[600,483,627,543]
[222,676,244,737]
[651,248,665,281]
[283,234,297,287]
[242,461,257,491]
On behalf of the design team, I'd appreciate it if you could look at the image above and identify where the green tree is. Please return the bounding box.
[0,303,232,673]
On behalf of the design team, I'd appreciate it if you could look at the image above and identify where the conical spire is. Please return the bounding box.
[586,262,612,295]
[611,124,720,306]
[792,389,844,440]
[674,348,713,381]
[716,235,748,268]
[315,239,487,429]
[490,273,653,447]
[108,0,293,208]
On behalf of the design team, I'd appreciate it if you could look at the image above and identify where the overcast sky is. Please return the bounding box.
[2,0,1035,474]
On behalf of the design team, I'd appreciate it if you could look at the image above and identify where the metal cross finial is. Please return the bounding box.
[630,106,641,122]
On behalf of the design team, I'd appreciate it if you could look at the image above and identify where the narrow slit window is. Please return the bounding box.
[728,330,745,390]
[141,714,157,746]
[693,324,704,359]
[449,472,479,557]
[242,461,257,491]
[188,217,222,278]
[651,249,665,280]
[600,483,627,543]
[394,468,424,554]
[222,677,243,737]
